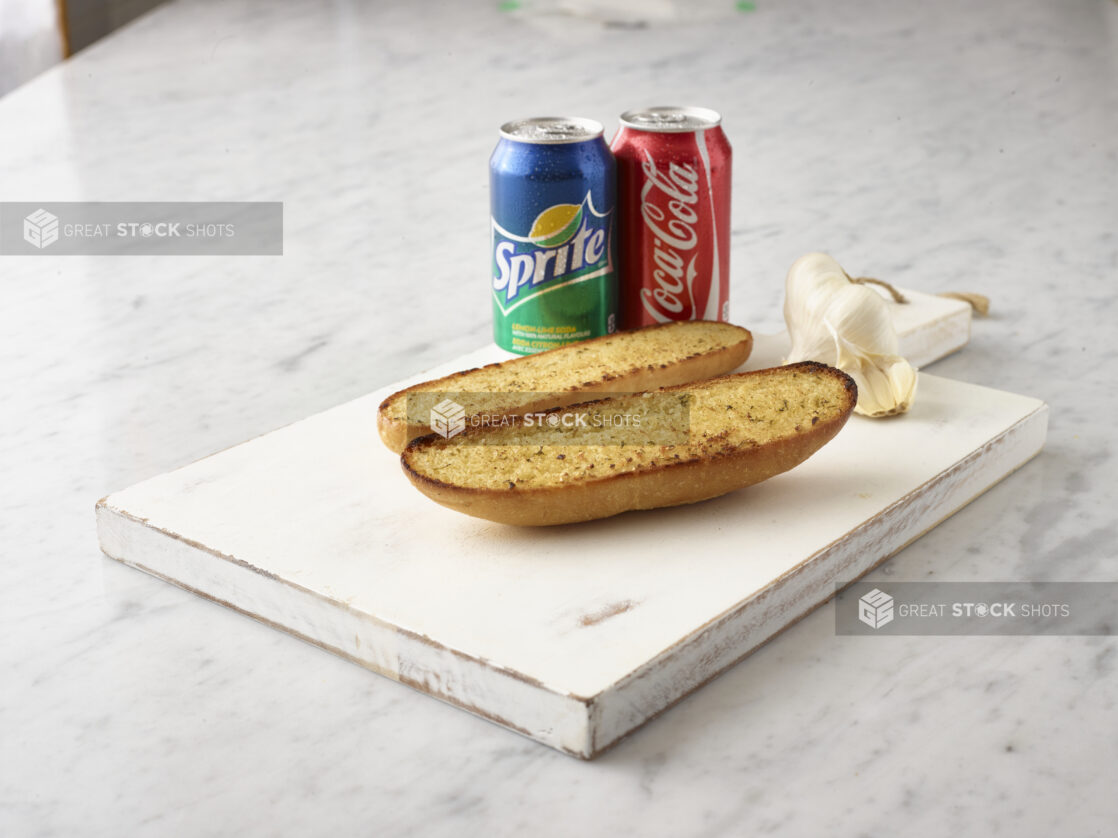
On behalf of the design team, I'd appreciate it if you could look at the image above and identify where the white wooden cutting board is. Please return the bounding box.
[96,291,1047,758]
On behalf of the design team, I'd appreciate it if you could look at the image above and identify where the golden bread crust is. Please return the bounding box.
[376,321,753,452]
[401,362,857,526]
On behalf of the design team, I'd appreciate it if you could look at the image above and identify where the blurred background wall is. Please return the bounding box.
[1,0,165,96]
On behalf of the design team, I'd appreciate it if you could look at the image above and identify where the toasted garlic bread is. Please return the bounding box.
[377,321,752,452]
[401,362,857,526]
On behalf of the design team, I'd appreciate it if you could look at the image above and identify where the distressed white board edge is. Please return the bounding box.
[589,400,1048,756]
[96,392,1047,759]
[95,503,595,756]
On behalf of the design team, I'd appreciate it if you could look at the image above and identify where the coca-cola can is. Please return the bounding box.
[610,106,732,329]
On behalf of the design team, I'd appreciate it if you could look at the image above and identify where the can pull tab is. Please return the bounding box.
[628,112,688,128]
[538,121,585,137]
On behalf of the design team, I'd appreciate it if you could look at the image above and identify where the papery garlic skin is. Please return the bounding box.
[783,253,918,417]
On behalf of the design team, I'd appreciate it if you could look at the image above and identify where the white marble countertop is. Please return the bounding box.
[2,0,1116,834]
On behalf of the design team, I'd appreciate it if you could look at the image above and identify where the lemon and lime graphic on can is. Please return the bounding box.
[490,117,618,354]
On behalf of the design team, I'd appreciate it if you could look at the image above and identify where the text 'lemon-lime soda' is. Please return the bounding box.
[489,117,618,355]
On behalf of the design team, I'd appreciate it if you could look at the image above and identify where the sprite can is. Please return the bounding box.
[490,116,618,354]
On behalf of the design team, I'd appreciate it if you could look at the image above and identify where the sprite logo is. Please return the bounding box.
[492,192,613,315]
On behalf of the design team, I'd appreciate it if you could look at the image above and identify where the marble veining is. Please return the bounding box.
[1,0,1116,834]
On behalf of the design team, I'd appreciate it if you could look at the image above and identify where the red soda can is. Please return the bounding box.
[610,106,732,329]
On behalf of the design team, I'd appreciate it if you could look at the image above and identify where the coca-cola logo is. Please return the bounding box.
[639,150,702,322]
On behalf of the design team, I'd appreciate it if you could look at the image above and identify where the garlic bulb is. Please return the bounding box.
[783,253,917,417]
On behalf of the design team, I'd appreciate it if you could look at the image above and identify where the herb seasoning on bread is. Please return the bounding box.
[401,362,856,526]
[377,320,753,452]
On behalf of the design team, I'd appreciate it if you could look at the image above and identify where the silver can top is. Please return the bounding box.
[499,116,605,144]
[619,106,722,132]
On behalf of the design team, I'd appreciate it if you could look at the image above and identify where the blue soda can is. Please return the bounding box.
[490,117,618,354]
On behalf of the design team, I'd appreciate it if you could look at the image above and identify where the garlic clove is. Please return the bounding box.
[827,326,916,417]
[783,253,917,418]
